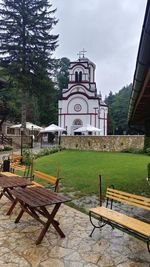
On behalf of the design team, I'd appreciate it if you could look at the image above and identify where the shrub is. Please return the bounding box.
[121,148,143,154]
[147,163,150,178]
[0,145,12,152]
[33,145,61,159]
[146,148,150,156]
[22,147,33,165]
[4,145,12,151]
[144,135,150,152]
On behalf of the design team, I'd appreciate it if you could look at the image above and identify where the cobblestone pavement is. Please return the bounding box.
[0,196,150,267]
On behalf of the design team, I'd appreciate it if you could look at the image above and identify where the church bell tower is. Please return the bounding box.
[58,50,108,135]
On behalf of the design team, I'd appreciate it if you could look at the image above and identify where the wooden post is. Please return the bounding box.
[30,158,34,179]
[41,135,42,148]
[99,174,102,206]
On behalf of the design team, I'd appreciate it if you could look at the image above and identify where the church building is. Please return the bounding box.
[58,51,108,135]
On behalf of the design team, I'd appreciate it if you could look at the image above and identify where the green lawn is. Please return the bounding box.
[34,150,150,198]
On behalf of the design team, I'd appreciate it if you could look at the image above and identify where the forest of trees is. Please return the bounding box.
[0,56,70,127]
[105,84,133,135]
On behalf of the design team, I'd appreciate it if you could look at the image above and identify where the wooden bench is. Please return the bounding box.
[10,162,33,178]
[9,154,22,163]
[9,153,24,173]
[31,170,60,192]
[89,186,150,253]
[10,155,34,178]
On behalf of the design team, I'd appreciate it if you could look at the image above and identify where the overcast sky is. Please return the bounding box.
[51,0,147,98]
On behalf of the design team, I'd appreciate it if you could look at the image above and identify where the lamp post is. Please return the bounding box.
[20,126,24,161]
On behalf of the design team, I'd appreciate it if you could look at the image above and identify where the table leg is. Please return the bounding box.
[15,202,26,223]
[0,188,7,199]
[6,198,18,215]
[0,191,3,199]
[51,219,65,238]
[36,203,64,245]
[6,185,31,216]
[1,188,14,202]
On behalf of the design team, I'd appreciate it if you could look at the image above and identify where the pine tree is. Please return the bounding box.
[56,57,70,92]
[0,0,58,129]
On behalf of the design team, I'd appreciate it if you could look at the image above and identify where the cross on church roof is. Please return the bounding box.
[77,51,82,59]
[77,48,87,59]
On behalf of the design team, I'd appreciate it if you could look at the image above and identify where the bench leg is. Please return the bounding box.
[147,241,150,253]
[89,226,96,237]
[89,211,107,237]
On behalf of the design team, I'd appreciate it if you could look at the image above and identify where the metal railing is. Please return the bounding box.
[0,134,12,146]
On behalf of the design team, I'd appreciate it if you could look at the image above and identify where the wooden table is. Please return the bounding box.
[11,186,70,245]
[0,175,33,215]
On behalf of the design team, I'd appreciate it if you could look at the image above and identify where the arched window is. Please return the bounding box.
[75,71,78,82]
[79,71,82,82]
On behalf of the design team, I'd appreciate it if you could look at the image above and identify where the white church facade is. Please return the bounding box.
[58,53,108,135]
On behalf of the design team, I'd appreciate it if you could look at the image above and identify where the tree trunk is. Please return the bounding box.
[21,88,27,133]
[0,114,7,128]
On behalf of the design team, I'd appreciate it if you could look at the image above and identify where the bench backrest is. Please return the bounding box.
[10,154,22,163]
[10,159,34,178]
[106,187,150,211]
[33,170,59,192]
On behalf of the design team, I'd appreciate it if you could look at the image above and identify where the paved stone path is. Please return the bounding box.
[0,142,42,162]
[0,196,149,266]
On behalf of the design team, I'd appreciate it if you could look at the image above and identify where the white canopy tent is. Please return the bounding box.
[74,124,101,134]
[10,122,43,131]
[40,124,65,133]
[40,124,66,146]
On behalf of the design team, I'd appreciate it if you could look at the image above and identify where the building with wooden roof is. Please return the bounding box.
[128,0,150,135]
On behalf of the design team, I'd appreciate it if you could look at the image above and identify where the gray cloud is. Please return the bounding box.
[51,0,147,97]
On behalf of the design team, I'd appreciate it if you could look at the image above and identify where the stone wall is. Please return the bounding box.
[60,135,144,152]
[9,135,32,148]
